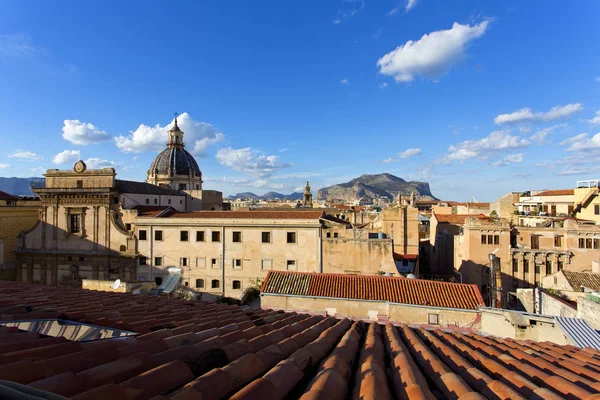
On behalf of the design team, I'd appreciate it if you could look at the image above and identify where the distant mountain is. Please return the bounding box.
[317,173,437,202]
[227,191,304,201]
[0,177,40,196]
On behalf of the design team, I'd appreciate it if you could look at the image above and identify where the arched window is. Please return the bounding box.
[119,245,126,252]
[232,280,241,290]
[211,279,220,289]
[196,279,204,289]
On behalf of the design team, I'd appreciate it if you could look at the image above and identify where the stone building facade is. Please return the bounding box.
[0,192,40,269]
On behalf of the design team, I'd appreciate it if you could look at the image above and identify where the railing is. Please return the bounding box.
[576,180,599,188]
[30,179,46,189]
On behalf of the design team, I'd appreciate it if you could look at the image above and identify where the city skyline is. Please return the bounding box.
[0,1,599,201]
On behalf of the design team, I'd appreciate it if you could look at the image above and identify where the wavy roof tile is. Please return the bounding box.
[261,271,485,310]
[0,281,598,400]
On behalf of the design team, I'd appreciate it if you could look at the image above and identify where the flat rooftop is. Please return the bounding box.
[0,281,598,399]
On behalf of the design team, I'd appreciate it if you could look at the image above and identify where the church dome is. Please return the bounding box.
[148,147,201,177]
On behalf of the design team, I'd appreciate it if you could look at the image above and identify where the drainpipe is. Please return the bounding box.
[319,225,323,273]
[222,226,225,298]
[149,226,153,284]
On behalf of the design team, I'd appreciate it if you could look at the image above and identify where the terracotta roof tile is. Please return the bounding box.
[0,281,597,399]
[261,271,485,310]
[535,189,575,197]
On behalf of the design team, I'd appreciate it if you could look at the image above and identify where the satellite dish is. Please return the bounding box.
[407,274,417,279]
[112,279,121,290]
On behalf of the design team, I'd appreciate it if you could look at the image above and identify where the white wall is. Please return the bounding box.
[121,192,187,211]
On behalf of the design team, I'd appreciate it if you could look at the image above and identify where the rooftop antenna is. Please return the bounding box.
[472,196,478,203]
[112,279,121,290]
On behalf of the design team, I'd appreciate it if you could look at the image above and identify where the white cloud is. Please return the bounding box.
[62,120,111,145]
[405,0,419,12]
[9,151,42,160]
[215,147,292,178]
[386,5,400,16]
[596,76,600,82]
[294,186,304,192]
[518,126,531,133]
[376,21,489,82]
[279,148,289,153]
[333,19,341,24]
[115,112,224,155]
[84,158,121,169]
[52,150,80,165]
[558,165,600,176]
[0,163,9,169]
[494,103,583,124]
[559,132,600,152]
[398,148,422,158]
[530,124,566,144]
[340,78,349,84]
[29,167,45,175]
[379,82,388,89]
[587,110,600,124]
[382,158,394,164]
[441,129,528,162]
[491,153,523,167]
[0,34,48,59]
[372,29,382,39]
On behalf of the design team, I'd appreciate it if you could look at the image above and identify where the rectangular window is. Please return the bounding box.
[286,260,297,270]
[155,257,162,266]
[211,279,220,289]
[512,258,518,273]
[523,259,529,273]
[287,232,297,244]
[334,232,339,238]
[138,229,147,240]
[261,259,272,270]
[558,260,564,271]
[180,184,187,190]
[125,223,132,231]
[488,235,493,245]
[196,279,204,289]
[531,236,539,250]
[212,231,221,242]
[262,232,271,243]
[232,280,241,290]
[180,231,189,241]
[168,199,171,205]
[180,257,187,267]
[535,262,540,274]
[493,235,499,245]
[579,238,585,248]
[586,238,593,249]
[76,180,83,188]
[211,258,219,268]
[327,232,331,238]
[428,314,439,325]
[546,260,552,275]
[232,259,242,269]
[232,231,242,243]
[197,258,206,269]
[594,239,600,250]
[554,236,562,247]
[595,204,600,215]
[196,231,205,242]
[139,256,147,266]
[155,230,163,241]
[70,214,81,233]
[481,235,486,245]
[146,199,149,205]
[154,198,158,205]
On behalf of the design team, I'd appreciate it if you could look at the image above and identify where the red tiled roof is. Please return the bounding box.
[536,189,575,197]
[0,190,18,201]
[260,271,485,310]
[133,206,172,217]
[0,281,598,400]
[434,213,490,225]
[160,210,324,219]
[393,253,418,261]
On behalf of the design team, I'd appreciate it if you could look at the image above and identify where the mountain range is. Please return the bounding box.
[317,173,437,202]
[227,191,304,201]
[0,177,40,196]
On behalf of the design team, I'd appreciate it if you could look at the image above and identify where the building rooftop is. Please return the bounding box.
[133,206,173,218]
[434,213,490,225]
[261,271,484,310]
[0,281,598,399]
[160,210,325,220]
[0,190,18,201]
[535,189,575,197]
[115,180,182,196]
[562,270,600,292]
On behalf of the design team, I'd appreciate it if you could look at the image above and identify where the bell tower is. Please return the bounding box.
[302,181,313,208]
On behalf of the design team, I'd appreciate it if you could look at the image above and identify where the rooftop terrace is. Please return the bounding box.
[0,282,599,399]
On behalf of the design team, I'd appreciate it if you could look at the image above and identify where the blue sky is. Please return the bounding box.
[0,0,599,201]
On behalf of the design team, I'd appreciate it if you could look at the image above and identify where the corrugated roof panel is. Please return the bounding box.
[555,316,600,350]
